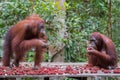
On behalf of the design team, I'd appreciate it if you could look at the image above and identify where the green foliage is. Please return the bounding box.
[65,0,120,62]
[112,0,120,61]
[35,0,65,45]
[0,0,31,37]
[0,0,120,62]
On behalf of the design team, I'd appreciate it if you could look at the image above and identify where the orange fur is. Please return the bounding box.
[2,14,47,67]
[87,32,118,69]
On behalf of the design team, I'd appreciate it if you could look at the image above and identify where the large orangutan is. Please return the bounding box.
[87,32,118,69]
[2,14,48,68]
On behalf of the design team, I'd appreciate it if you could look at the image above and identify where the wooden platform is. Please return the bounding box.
[0,62,120,80]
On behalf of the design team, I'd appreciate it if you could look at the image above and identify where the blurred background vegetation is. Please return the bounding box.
[0,0,120,62]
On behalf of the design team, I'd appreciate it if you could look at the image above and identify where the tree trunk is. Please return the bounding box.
[48,0,66,62]
[108,0,112,38]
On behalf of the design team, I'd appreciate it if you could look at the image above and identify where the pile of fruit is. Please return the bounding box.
[0,64,120,75]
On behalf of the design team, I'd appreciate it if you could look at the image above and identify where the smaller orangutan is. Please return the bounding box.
[2,14,48,69]
[87,32,118,69]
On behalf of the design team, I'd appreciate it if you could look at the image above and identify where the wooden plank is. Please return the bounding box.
[0,73,120,78]
[20,62,87,66]
[0,62,120,78]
